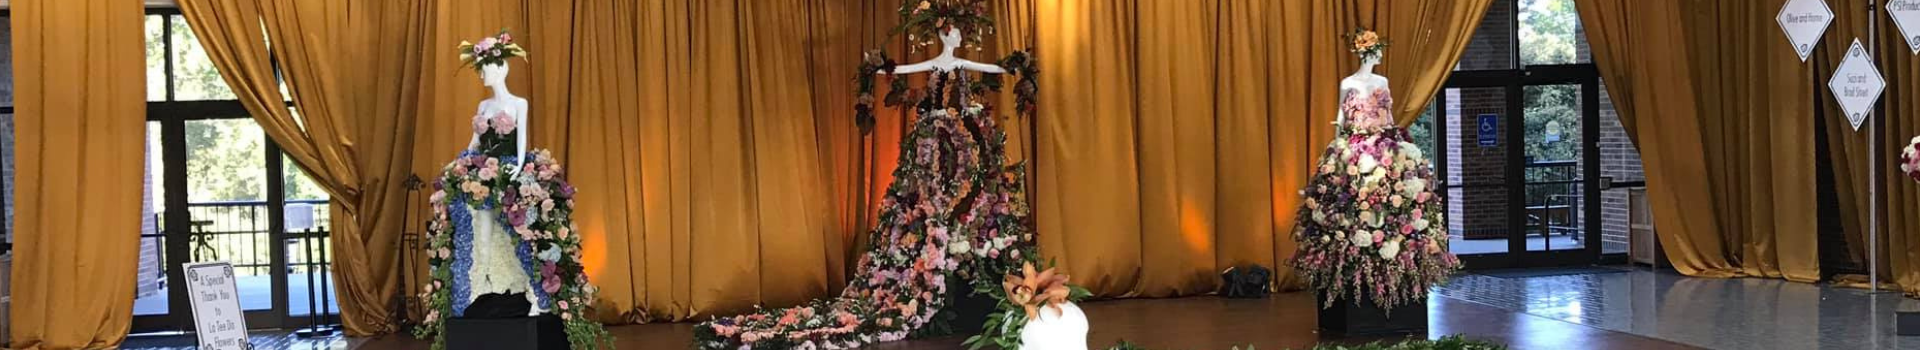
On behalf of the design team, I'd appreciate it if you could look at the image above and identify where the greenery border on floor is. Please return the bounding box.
[1107,335,1506,350]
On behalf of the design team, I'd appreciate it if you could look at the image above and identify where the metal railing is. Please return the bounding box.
[151,199,331,277]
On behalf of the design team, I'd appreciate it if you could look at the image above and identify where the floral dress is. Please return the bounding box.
[695,71,1038,350]
[1291,86,1460,311]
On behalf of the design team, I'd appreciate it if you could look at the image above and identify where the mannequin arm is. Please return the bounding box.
[889,60,937,75]
[956,59,1006,74]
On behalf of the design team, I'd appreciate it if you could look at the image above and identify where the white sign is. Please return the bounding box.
[1778,0,1835,61]
[184,262,252,350]
[1828,39,1886,131]
[1892,0,1920,54]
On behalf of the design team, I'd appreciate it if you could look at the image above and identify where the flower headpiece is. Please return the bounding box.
[1347,27,1388,61]
[897,0,995,52]
[459,29,528,71]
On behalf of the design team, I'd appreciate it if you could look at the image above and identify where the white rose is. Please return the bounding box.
[1313,211,1329,225]
[1413,218,1431,232]
[948,240,972,255]
[1402,178,1428,198]
[1379,240,1402,260]
[1350,231,1374,247]
[1357,154,1379,174]
[1398,141,1424,161]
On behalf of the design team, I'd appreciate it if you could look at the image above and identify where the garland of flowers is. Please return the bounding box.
[414,118,612,350]
[1292,87,1460,312]
[1902,136,1920,183]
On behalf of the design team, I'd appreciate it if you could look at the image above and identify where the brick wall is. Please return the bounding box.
[1448,88,1513,240]
[1448,1,1515,241]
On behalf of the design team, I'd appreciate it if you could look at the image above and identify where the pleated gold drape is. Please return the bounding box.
[1578,0,1820,281]
[6,0,147,348]
[1818,0,1920,294]
[178,0,428,335]
[1032,0,1488,297]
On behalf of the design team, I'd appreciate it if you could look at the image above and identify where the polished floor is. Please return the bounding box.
[128,267,1920,350]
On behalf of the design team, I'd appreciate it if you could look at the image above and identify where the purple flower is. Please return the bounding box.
[541,262,561,293]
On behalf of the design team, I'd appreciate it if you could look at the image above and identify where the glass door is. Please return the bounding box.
[1517,78,1602,266]
[132,11,338,334]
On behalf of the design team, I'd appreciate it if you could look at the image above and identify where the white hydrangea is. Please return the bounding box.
[1378,240,1402,260]
[1350,230,1374,247]
[1357,154,1379,174]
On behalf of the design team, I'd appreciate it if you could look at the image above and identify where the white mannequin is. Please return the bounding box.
[886,27,1007,75]
[462,61,544,317]
[1336,53,1390,126]
[467,62,531,162]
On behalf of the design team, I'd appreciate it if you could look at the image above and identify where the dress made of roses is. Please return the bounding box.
[1292,86,1460,311]
[694,71,1037,350]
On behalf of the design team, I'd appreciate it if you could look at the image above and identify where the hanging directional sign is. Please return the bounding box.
[1892,0,1920,54]
[1828,39,1885,131]
[1778,0,1835,62]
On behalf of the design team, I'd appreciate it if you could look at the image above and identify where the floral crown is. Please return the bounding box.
[897,0,995,51]
[458,29,528,71]
[1347,27,1388,60]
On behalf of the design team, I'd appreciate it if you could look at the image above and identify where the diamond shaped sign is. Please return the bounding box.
[1828,39,1884,131]
[1891,0,1920,54]
[1778,0,1834,62]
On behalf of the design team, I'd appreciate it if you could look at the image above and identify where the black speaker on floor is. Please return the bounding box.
[446,314,569,350]
[1314,293,1427,336]
[1898,310,1920,336]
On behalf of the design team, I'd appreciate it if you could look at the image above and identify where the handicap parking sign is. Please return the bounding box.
[1477,114,1498,147]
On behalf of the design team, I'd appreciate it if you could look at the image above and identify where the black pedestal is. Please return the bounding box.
[1898,310,1920,336]
[944,282,997,333]
[447,314,569,350]
[1314,294,1427,336]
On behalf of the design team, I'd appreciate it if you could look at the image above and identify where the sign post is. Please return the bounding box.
[184,261,251,350]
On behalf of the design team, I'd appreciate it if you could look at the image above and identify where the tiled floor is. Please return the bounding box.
[1442,267,1920,350]
[125,266,1920,350]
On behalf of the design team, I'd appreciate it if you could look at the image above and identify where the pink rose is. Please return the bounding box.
[559,300,569,310]
[490,112,515,134]
[475,37,497,53]
[472,114,490,134]
[499,33,513,43]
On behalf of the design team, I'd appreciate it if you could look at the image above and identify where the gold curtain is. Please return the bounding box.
[1032,0,1487,297]
[6,0,146,347]
[1578,0,1820,281]
[1036,0,1482,296]
[1820,0,1920,294]
[1676,0,1819,282]
[178,0,429,335]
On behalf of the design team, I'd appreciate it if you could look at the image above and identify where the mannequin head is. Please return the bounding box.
[939,27,963,51]
[481,63,510,88]
[1360,52,1383,66]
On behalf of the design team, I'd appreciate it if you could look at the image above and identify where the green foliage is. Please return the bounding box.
[1518,0,1580,66]
[1104,336,1502,350]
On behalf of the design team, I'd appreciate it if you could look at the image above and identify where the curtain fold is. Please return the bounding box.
[1675,0,1819,282]
[177,0,429,335]
[6,0,147,347]
[1579,0,1822,281]
[1579,0,1735,277]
